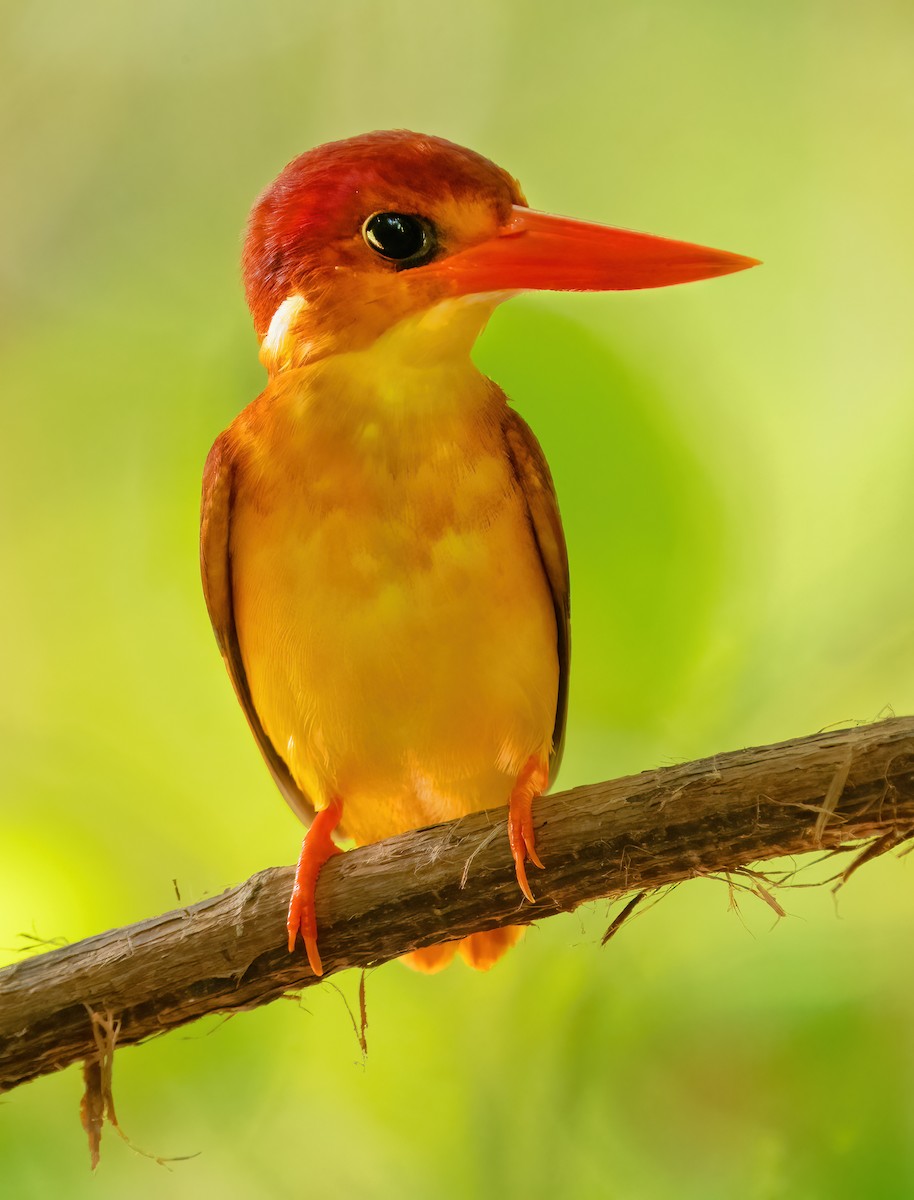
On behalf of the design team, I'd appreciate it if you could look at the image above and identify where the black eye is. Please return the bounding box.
[362,212,435,265]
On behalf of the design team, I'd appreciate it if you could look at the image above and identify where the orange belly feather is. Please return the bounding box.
[228,350,559,849]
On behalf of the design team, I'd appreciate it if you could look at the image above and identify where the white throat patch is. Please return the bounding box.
[260,294,308,371]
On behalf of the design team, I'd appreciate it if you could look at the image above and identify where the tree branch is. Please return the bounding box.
[3,717,914,1095]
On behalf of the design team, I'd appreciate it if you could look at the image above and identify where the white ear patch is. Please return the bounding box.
[260,294,307,369]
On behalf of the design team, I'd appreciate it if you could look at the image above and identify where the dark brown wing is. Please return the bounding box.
[200,432,314,826]
[503,406,571,786]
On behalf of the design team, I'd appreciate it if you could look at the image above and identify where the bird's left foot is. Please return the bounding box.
[508,756,548,902]
[287,797,344,976]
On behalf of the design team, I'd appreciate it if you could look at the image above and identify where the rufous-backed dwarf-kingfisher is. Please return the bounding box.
[200,130,757,976]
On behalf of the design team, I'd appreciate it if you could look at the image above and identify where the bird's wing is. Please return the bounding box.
[200,432,315,826]
[503,406,571,786]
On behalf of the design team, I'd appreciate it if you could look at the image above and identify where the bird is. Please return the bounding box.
[200,130,757,977]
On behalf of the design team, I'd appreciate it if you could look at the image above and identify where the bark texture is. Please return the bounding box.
[2,717,913,1094]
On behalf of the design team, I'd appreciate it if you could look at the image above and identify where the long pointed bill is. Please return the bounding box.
[423,205,759,295]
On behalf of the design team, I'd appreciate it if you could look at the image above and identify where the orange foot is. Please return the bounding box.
[508,756,548,903]
[286,797,344,976]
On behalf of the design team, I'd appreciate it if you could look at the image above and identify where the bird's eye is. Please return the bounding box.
[362,212,435,266]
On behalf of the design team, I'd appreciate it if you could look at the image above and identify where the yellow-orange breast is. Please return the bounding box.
[227,342,559,847]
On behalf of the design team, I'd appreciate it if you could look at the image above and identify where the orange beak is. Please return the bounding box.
[425,205,759,294]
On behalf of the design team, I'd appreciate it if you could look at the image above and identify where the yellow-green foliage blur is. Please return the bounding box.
[2,2,913,1197]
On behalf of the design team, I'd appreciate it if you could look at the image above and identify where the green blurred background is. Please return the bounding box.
[2,1,913,1196]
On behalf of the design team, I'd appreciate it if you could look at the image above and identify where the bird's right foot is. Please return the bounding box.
[287,797,344,975]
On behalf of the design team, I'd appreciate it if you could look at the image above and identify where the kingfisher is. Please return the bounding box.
[200,130,756,976]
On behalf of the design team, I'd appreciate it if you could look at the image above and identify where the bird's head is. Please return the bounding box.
[243,130,758,373]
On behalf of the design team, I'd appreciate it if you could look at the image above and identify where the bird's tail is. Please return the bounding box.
[401,925,525,973]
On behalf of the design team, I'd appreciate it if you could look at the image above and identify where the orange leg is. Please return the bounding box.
[286,797,344,976]
[508,756,548,903]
